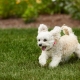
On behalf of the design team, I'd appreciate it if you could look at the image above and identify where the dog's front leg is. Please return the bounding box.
[49,55,61,68]
[39,52,48,67]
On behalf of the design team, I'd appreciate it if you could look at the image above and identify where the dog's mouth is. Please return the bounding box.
[41,46,46,51]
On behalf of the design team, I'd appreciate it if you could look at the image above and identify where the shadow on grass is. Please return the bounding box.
[36,54,80,69]
[60,54,80,66]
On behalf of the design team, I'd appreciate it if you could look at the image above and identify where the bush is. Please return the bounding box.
[65,0,80,20]
[48,0,80,20]
[22,6,38,23]
[22,0,38,23]
[0,0,80,22]
[0,0,27,18]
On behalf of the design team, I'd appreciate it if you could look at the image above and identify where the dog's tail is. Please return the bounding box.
[62,24,74,35]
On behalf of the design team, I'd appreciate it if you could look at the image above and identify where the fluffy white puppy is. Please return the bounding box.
[37,24,80,68]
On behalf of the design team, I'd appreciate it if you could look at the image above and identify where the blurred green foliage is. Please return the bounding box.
[0,0,27,18]
[65,0,80,20]
[0,0,80,22]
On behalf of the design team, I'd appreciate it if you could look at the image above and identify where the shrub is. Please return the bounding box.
[0,0,80,21]
[22,0,38,23]
[22,6,38,23]
[0,0,27,18]
[65,0,80,20]
[36,0,53,14]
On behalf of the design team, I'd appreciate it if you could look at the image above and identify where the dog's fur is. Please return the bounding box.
[37,24,80,68]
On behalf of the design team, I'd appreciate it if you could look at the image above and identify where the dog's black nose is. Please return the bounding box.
[39,44,42,46]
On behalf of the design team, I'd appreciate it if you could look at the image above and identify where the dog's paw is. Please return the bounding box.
[39,54,47,67]
[49,62,58,68]
[39,59,46,67]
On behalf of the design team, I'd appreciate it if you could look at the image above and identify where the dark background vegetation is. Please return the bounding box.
[0,0,80,23]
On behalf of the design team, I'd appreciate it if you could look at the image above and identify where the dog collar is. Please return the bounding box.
[47,48,52,51]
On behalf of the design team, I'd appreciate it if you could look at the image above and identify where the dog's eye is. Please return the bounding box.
[44,39,47,41]
[38,39,40,41]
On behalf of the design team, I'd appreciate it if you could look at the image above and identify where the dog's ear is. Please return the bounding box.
[38,24,48,34]
[50,26,61,41]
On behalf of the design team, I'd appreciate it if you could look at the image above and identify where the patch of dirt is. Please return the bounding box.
[0,14,80,28]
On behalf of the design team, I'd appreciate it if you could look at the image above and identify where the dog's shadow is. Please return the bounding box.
[45,54,80,68]
[60,54,80,66]
[38,54,80,69]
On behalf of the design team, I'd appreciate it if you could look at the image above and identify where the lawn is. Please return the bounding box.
[0,28,80,80]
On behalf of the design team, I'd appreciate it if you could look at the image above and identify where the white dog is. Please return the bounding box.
[37,24,80,68]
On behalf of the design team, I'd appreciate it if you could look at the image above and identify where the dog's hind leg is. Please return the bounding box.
[74,44,80,59]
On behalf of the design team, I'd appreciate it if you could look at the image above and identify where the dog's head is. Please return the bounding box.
[37,24,61,51]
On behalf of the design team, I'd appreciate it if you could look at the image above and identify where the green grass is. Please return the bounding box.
[0,28,80,80]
